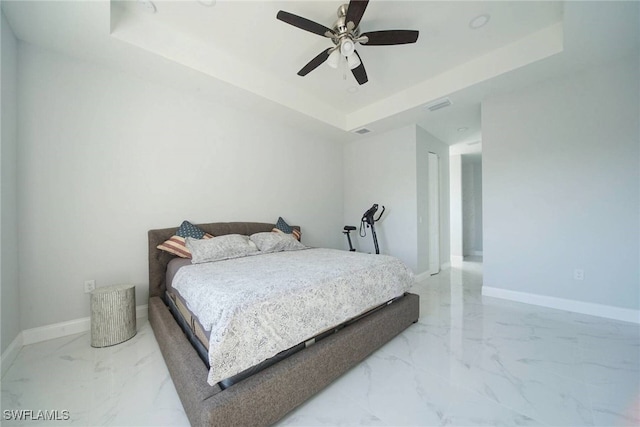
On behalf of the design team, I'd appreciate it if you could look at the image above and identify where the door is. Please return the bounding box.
[428,152,440,275]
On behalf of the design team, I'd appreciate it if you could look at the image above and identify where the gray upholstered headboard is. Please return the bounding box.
[148,222,300,298]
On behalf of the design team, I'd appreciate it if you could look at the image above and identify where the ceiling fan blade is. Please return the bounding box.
[361,30,419,45]
[345,0,369,30]
[350,51,368,85]
[277,11,335,38]
[298,48,334,76]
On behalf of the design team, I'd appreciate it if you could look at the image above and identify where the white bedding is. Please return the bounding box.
[171,248,414,385]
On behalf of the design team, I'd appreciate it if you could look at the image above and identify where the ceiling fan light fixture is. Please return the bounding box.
[327,49,341,69]
[340,38,356,57]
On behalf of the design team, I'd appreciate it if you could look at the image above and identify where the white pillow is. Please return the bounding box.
[250,232,307,253]
[186,234,258,264]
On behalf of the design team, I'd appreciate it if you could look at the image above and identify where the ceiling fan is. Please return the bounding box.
[276,0,419,85]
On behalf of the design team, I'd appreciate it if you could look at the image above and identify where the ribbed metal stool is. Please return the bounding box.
[90,284,136,347]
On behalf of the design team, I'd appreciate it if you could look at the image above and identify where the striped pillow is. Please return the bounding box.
[273,216,301,241]
[157,221,213,258]
[157,234,213,258]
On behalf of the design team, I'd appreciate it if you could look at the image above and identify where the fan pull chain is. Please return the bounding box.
[342,56,347,80]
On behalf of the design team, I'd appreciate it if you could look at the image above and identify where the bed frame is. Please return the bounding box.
[148,222,419,426]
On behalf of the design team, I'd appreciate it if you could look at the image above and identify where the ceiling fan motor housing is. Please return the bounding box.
[332,4,360,48]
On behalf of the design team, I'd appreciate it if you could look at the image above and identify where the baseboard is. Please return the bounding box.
[414,271,431,282]
[461,252,483,257]
[1,332,24,379]
[22,305,149,346]
[482,286,640,324]
[22,316,91,346]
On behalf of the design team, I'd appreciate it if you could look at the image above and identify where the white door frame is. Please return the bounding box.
[428,152,440,275]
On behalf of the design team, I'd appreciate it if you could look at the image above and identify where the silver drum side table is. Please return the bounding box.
[90,284,137,347]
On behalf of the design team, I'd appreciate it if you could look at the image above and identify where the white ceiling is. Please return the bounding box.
[2,1,639,145]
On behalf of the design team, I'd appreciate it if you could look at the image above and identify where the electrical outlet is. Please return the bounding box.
[84,280,96,293]
[573,269,584,281]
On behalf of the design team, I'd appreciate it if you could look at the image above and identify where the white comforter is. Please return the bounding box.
[172,248,414,385]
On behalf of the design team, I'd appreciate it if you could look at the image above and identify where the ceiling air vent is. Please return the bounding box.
[353,128,372,135]
[425,97,452,112]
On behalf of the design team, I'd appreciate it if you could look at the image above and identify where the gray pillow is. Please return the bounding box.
[186,234,259,264]
[250,232,307,253]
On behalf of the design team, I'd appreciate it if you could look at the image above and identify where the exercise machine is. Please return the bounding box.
[343,204,385,254]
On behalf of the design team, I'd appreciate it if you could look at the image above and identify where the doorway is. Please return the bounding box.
[462,154,483,258]
[449,147,483,265]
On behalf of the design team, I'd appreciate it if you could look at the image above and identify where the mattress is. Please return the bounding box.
[170,248,414,386]
[166,257,321,388]
[166,258,210,349]
[165,256,407,389]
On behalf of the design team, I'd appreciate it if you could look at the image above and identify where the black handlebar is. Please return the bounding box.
[362,204,385,226]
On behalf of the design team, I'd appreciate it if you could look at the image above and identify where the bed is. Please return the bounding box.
[148,222,420,426]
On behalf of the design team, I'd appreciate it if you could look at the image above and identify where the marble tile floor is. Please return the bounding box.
[2,258,638,426]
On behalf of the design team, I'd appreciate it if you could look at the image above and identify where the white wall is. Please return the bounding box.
[343,125,418,270]
[482,55,639,312]
[17,44,344,330]
[462,155,482,255]
[1,11,20,354]
[343,125,449,275]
